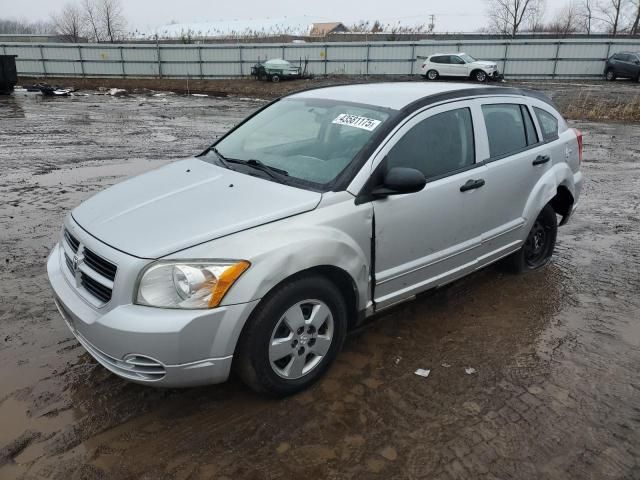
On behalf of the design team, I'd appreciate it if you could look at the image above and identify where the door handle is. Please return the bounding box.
[460,178,485,192]
[533,155,551,166]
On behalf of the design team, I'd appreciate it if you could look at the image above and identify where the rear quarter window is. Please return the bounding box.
[533,107,559,142]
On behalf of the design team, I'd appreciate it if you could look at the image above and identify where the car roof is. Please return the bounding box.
[289,82,496,110]
[430,52,466,56]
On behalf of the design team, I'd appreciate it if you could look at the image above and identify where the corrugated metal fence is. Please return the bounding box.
[3,38,640,79]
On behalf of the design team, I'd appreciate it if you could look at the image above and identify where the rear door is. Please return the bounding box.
[368,102,489,308]
[430,55,450,75]
[474,99,551,266]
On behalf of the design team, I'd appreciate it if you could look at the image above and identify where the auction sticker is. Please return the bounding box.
[332,113,381,131]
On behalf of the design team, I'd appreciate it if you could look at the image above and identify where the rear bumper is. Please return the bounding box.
[47,243,260,387]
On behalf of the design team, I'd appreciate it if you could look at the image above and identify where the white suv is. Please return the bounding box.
[420,53,500,82]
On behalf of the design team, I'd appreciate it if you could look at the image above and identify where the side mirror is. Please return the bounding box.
[372,167,426,197]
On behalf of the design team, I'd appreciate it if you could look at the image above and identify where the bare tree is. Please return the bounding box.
[546,2,581,35]
[98,0,126,43]
[485,0,547,36]
[630,0,640,34]
[597,0,628,34]
[81,0,103,42]
[51,3,86,42]
[0,18,55,34]
[578,0,596,33]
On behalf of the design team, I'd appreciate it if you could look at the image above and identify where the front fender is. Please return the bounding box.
[222,225,370,308]
[522,163,576,229]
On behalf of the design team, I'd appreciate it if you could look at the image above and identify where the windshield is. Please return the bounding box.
[209,98,393,188]
[460,54,477,63]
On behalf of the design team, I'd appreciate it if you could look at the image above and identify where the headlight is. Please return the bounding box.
[135,260,250,309]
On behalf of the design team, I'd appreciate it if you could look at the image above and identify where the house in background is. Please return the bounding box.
[309,22,350,37]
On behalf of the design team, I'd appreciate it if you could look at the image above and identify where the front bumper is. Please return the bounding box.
[47,243,259,387]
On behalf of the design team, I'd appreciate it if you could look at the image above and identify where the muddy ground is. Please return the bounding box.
[1,82,639,479]
[18,74,640,121]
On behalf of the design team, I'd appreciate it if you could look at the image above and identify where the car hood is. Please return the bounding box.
[474,61,497,68]
[72,158,322,258]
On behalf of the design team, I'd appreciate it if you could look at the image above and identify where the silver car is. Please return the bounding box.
[47,82,583,395]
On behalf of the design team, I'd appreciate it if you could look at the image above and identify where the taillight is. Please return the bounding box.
[573,128,583,163]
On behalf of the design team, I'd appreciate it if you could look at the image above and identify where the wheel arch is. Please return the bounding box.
[550,184,575,225]
[522,164,576,230]
[470,68,487,80]
[231,264,361,360]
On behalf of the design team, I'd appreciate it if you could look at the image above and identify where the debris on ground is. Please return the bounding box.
[107,88,127,96]
[14,83,75,96]
[441,362,451,368]
[414,368,431,378]
[464,367,477,375]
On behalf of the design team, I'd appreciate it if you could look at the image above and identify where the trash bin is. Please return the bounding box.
[0,55,18,95]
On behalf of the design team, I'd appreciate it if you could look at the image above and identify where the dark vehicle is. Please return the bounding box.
[604,52,640,81]
[0,55,18,94]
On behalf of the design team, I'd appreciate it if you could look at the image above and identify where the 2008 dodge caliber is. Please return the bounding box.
[47,83,583,395]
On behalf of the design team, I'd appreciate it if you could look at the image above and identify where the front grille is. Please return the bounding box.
[81,272,112,303]
[63,228,117,305]
[64,229,80,252]
[83,248,117,281]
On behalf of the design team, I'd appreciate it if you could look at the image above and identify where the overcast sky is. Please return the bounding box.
[4,0,569,33]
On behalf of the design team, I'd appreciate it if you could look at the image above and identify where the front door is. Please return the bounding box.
[369,103,488,309]
[448,55,469,77]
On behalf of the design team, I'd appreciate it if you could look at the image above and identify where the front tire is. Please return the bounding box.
[235,274,347,396]
[504,204,557,273]
[426,69,439,81]
[473,70,487,82]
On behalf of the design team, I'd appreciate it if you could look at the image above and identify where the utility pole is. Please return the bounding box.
[429,14,436,33]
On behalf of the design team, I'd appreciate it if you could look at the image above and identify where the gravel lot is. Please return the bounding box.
[1,82,639,479]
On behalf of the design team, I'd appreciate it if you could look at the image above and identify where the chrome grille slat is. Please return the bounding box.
[83,248,117,281]
[81,272,112,303]
[62,228,117,305]
[64,229,80,252]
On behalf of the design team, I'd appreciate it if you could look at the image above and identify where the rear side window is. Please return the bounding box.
[482,104,531,158]
[431,56,449,64]
[386,107,475,179]
[533,107,559,142]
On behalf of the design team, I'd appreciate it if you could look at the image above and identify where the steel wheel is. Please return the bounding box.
[269,299,334,380]
[523,217,552,268]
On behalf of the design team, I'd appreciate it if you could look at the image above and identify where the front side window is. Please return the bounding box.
[459,54,477,63]
[482,104,531,158]
[450,56,466,65]
[211,98,392,188]
[533,107,559,142]
[386,108,475,179]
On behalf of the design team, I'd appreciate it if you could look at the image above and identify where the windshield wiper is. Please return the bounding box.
[225,158,289,182]
[209,146,232,169]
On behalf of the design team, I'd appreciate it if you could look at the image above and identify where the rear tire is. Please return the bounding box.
[605,69,616,81]
[271,74,280,83]
[426,69,439,81]
[504,204,557,273]
[235,274,347,396]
